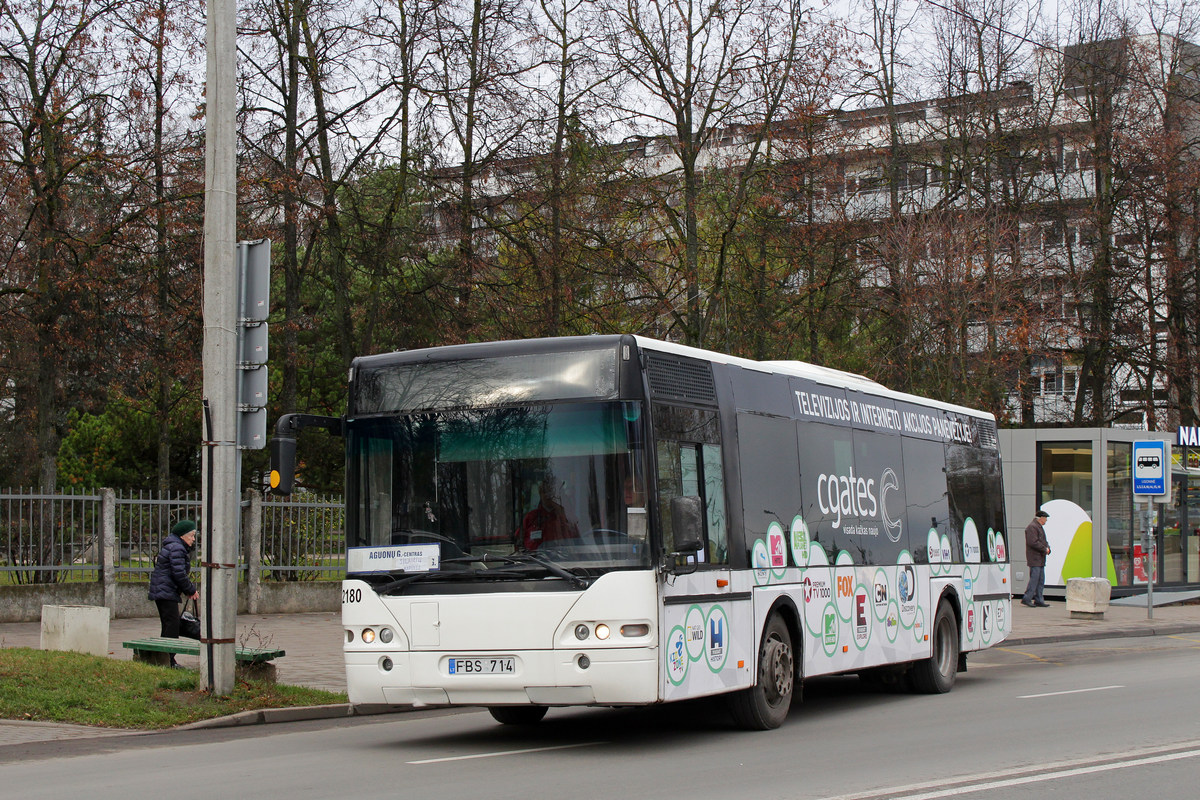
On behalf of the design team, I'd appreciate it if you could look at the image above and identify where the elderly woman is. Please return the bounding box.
[148,519,201,664]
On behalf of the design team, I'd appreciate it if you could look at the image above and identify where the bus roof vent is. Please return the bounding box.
[977,418,998,450]
[645,352,717,405]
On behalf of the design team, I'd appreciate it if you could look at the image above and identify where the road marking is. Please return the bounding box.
[407,742,603,764]
[1167,634,1200,644]
[1018,684,1123,699]
[864,749,1200,800]
[815,739,1200,800]
[995,647,1061,664]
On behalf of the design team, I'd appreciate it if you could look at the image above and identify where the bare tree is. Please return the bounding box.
[0,0,143,489]
[595,0,805,346]
[427,0,536,340]
[1136,4,1200,427]
[112,0,206,492]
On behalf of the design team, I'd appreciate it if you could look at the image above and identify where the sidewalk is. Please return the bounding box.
[3,597,1199,746]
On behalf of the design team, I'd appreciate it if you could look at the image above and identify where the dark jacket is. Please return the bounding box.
[1024,519,1050,568]
[148,533,197,601]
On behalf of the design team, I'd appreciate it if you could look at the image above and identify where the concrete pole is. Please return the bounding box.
[245,489,262,615]
[101,488,116,616]
[201,0,238,695]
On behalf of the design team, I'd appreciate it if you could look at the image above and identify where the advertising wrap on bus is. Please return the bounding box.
[270,334,1010,730]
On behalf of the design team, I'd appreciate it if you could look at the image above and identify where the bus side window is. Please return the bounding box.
[655,440,727,565]
[702,444,727,563]
[652,404,723,564]
[656,440,683,553]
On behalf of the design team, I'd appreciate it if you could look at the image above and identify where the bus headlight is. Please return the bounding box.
[595,624,611,640]
[362,628,376,644]
[575,624,590,640]
[379,627,394,643]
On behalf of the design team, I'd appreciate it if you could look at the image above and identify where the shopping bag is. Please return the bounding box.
[180,598,201,639]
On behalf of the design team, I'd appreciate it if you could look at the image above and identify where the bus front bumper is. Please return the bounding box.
[345,646,659,707]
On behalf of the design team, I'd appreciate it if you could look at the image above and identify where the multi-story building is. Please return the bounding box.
[446,35,1200,430]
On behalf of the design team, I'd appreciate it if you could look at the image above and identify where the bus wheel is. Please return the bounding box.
[911,600,958,694]
[487,705,548,725]
[729,615,794,730]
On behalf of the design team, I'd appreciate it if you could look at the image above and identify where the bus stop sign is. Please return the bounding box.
[1133,440,1169,497]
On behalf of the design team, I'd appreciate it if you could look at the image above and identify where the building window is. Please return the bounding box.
[1034,366,1078,398]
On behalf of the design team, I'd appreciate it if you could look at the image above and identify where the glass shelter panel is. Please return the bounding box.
[1108,442,1133,586]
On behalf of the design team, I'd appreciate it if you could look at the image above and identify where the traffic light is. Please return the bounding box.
[237,239,270,449]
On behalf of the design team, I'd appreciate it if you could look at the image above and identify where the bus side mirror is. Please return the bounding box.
[268,412,343,496]
[670,495,704,553]
[269,434,297,495]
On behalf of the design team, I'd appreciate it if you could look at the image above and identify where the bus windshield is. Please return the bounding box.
[346,401,651,579]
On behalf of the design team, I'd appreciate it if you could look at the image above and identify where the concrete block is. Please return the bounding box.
[40,604,110,657]
[1066,577,1111,619]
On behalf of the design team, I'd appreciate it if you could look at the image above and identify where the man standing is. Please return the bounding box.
[1022,510,1051,607]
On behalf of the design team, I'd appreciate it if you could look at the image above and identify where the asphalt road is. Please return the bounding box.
[3,633,1199,800]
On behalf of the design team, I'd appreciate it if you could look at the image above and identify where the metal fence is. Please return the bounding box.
[261,495,346,580]
[0,488,105,583]
[0,488,344,584]
[113,490,202,582]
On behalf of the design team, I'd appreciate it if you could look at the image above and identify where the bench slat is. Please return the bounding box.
[122,637,285,663]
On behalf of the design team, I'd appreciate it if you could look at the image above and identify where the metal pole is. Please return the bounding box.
[201,0,238,695]
[1145,500,1155,620]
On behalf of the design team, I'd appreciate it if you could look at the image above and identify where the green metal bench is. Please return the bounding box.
[123,637,285,667]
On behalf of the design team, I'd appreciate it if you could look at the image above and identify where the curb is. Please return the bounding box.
[173,703,409,731]
[174,704,357,730]
[1004,623,1200,647]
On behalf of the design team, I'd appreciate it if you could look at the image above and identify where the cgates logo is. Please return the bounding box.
[879,468,903,542]
[816,466,903,542]
[817,468,876,529]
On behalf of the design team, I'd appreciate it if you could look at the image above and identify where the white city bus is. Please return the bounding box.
[270,335,1011,729]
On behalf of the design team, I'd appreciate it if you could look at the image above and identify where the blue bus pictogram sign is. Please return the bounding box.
[1132,440,1169,497]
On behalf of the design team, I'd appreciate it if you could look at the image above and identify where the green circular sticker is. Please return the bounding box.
[821,601,839,657]
[705,605,730,672]
[752,539,770,586]
[885,598,900,643]
[853,581,872,651]
[790,516,811,567]
[666,625,688,685]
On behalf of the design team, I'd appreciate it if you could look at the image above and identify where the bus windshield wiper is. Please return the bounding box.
[484,551,591,589]
[370,552,590,594]
[373,563,522,595]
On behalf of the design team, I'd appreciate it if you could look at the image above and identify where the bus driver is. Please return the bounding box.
[516,475,579,551]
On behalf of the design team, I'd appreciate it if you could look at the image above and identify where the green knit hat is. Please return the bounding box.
[171,519,197,536]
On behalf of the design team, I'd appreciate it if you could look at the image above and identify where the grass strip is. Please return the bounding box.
[0,647,347,729]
